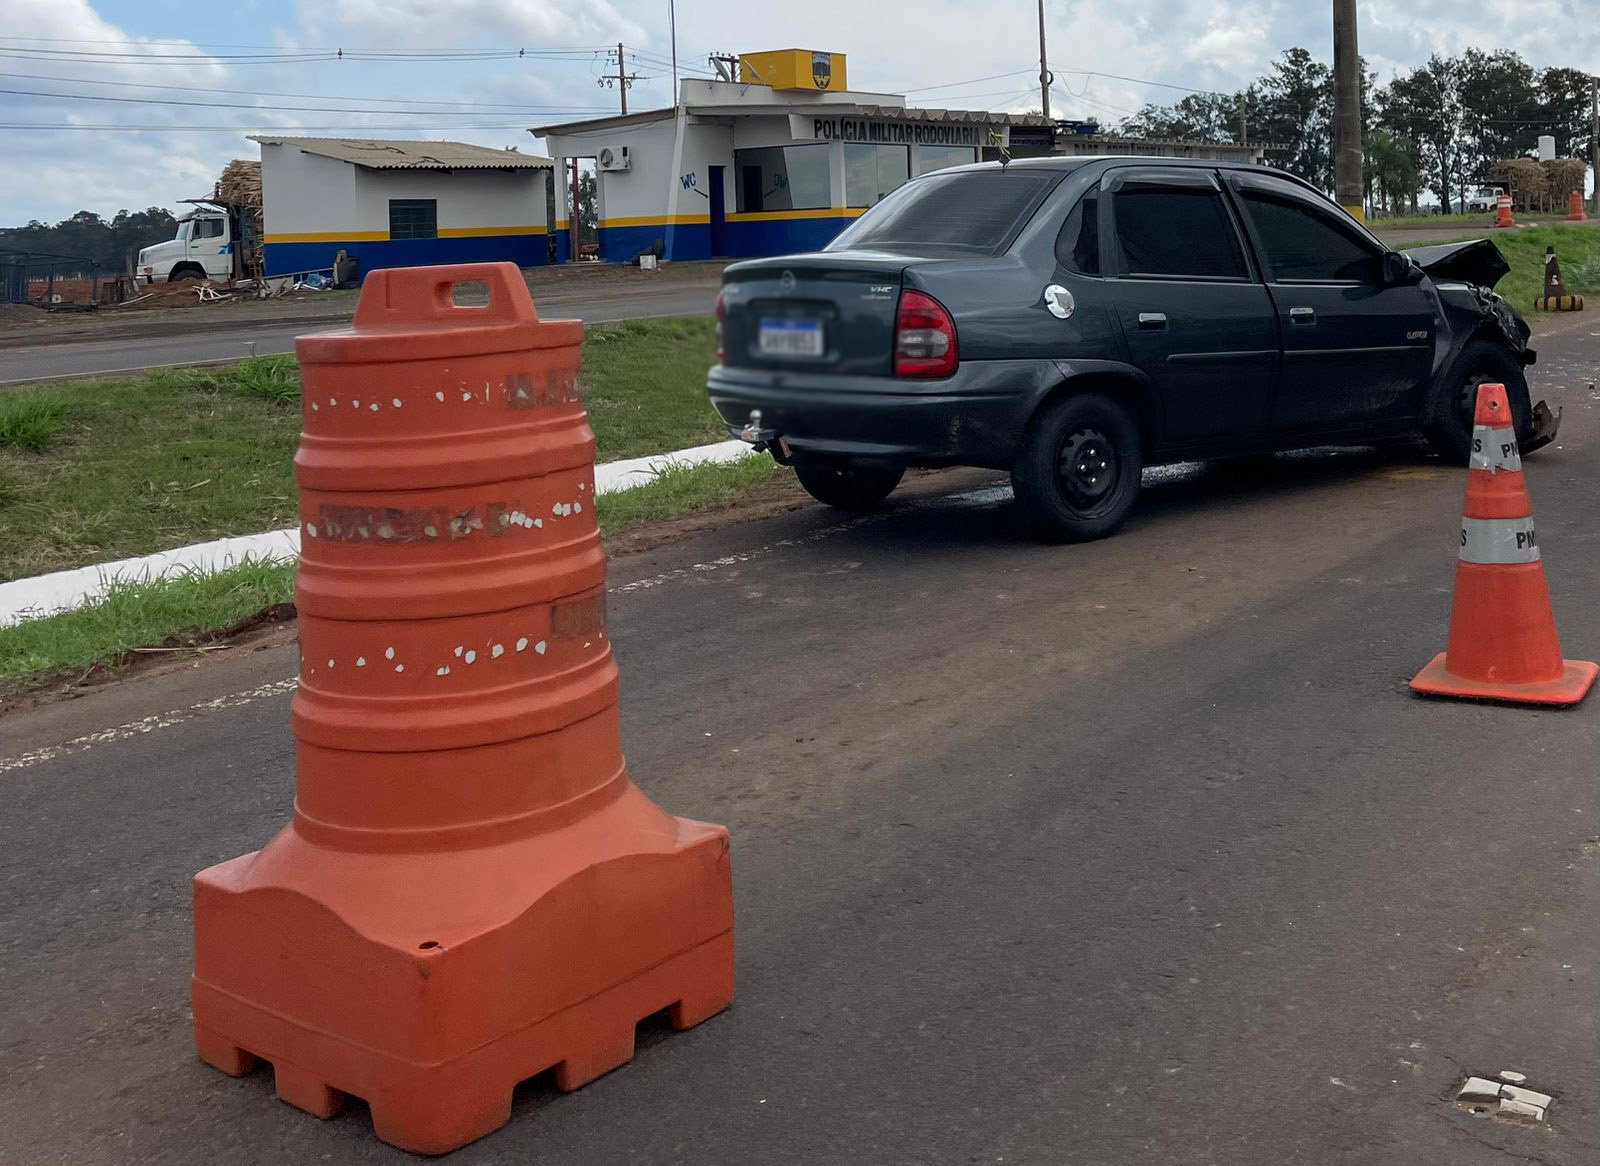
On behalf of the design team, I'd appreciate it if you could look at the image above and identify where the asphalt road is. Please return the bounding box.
[2,320,1597,1164]
[0,282,718,385]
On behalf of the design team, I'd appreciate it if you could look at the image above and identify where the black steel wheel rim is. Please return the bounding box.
[1057,427,1117,511]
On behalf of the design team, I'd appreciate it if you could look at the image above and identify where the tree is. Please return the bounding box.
[1366,129,1422,215]
[1379,55,1468,212]
[1537,67,1595,161]
[1118,91,1239,143]
[0,206,178,275]
[1253,48,1334,187]
[1456,49,1540,183]
[576,172,597,240]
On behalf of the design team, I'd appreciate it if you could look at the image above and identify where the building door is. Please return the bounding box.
[708,165,727,257]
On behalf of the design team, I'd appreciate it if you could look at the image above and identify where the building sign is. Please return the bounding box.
[796,116,998,147]
[812,52,833,90]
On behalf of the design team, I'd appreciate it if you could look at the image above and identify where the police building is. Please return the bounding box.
[533,50,1266,265]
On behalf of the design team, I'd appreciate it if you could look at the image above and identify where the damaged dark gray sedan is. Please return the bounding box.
[707,156,1557,540]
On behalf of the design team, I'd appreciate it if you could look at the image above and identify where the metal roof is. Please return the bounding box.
[838,105,1052,127]
[532,103,1052,138]
[249,137,552,170]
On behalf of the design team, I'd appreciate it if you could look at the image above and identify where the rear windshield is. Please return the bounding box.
[828,169,1062,255]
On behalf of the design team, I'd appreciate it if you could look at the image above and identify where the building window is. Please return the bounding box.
[844,143,910,208]
[389,199,438,240]
[733,145,831,213]
[914,145,977,176]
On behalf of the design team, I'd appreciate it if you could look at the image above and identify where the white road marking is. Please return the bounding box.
[607,514,886,595]
[6,512,894,772]
[0,677,297,776]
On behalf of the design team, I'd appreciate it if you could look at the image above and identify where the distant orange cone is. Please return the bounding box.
[1494,194,1515,229]
[1569,190,1589,222]
[1411,383,1597,705]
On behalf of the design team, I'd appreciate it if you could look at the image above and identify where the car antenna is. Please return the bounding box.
[990,129,1010,168]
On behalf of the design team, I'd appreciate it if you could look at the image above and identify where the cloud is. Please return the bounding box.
[0,0,240,226]
[294,0,643,50]
[6,0,1599,225]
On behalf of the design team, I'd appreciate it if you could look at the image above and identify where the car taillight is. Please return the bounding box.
[715,288,727,364]
[895,289,958,379]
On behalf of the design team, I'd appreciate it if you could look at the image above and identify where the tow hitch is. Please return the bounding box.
[738,409,793,463]
[1525,399,1562,453]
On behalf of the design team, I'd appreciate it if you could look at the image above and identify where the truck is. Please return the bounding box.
[1458,185,1505,214]
[135,160,263,285]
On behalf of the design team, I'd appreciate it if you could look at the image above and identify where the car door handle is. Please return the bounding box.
[1137,312,1167,329]
[1289,307,1316,324]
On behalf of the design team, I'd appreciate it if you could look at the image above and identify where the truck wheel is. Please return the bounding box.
[1012,392,1142,542]
[793,458,904,510]
[1426,339,1532,463]
[169,265,206,283]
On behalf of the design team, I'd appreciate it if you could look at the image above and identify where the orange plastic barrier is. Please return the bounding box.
[1410,382,1597,706]
[1569,190,1589,222]
[191,262,734,1154]
[1494,194,1515,229]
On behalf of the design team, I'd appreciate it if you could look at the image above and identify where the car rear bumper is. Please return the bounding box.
[706,362,1047,469]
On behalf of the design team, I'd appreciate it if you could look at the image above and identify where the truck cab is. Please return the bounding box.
[137,209,233,284]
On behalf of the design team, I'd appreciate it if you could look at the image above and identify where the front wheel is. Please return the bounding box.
[1011,392,1142,542]
[793,458,904,511]
[1426,339,1532,463]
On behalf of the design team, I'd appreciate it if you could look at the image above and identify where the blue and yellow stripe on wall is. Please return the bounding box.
[262,225,551,277]
[597,208,866,264]
[722,208,864,260]
[596,214,709,264]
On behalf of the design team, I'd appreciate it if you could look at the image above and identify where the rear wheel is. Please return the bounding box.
[793,458,904,511]
[1426,339,1531,463]
[1011,392,1142,541]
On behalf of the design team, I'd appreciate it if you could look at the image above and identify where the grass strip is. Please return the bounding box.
[0,315,720,581]
[1400,224,1600,310]
[0,453,791,695]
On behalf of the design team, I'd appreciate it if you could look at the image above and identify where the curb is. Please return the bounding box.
[0,439,755,628]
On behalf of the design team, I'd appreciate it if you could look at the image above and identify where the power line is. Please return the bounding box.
[0,85,614,116]
[0,121,540,132]
[0,71,614,112]
[901,68,1036,94]
[0,45,607,66]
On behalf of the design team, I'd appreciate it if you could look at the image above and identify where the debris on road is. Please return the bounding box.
[1456,1075,1554,1124]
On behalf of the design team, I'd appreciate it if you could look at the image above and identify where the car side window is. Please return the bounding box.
[193,218,224,240]
[1054,186,1100,276]
[1111,180,1248,281]
[1238,189,1381,283]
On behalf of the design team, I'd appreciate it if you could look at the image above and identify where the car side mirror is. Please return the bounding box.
[1382,251,1423,286]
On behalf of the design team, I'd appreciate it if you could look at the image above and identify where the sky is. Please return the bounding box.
[2,0,1596,226]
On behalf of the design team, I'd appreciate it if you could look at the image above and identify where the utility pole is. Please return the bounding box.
[599,43,640,114]
[1238,93,1249,148]
[668,0,678,105]
[1036,0,1052,120]
[1332,0,1364,220]
[1591,76,1598,217]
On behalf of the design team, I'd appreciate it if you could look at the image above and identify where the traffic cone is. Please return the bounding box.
[1534,246,1584,311]
[1494,194,1515,229]
[1410,382,1597,706]
[1568,190,1589,222]
[191,263,735,1154]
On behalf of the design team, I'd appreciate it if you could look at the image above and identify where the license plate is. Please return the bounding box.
[758,318,824,357]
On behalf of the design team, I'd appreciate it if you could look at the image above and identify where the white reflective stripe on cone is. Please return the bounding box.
[1470,425,1522,472]
[1461,516,1540,564]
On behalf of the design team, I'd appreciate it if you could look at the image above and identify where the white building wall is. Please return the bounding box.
[350,168,545,232]
[259,142,548,237]
[584,117,681,223]
[259,145,360,236]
